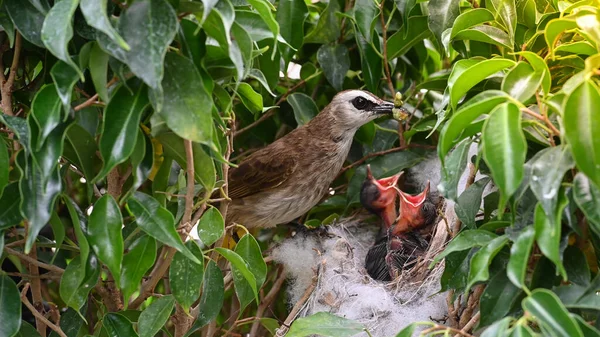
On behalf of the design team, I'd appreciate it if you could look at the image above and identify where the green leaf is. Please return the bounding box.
[286,312,365,337]
[564,80,600,190]
[467,235,509,291]
[127,192,201,265]
[450,58,515,110]
[431,230,498,266]
[507,226,535,288]
[0,6,15,48]
[387,16,432,59]
[564,246,590,286]
[50,60,80,116]
[427,0,460,46]
[188,260,225,334]
[138,295,175,337]
[555,41,597,56]
[247,0,279,42]
[80,0,129,50]
[450,8,495,38]
[64,124,98,183]
[196,207,224,247]
[276,0,308,50]
[573,173,600,236]
[509,325,536,337]
[17,322,40,337]
[287,93,319,126]
[528,146,574,218]
[59,257,90,312]
[17,155,63,254]
[88,195,124,285]
[103,313,138,337]
[0,183,24,229]
[438,138,471,200]
[0,137,7,197]
[120,235,157,305]
[41,0,82,79]
[489,0,517,44]
[453,25,513,50]
[235,233,267,288]
[522,289,584,337]
[304,0,340,44]
[152,52,214,144]
[0,275,21,337]
[502,62,544,102]
[513,51,552,95]
[63,196,89,276]
[534,202,567,280]
[96,79,149,182]
[237,83,263,114]
[394,323,417,337]
[317,44,350,91]
[544,18,578,59]
[89,43,110,104]
[247,69,276,97]
[480,271,522,327]
[353,0,378,43]
[49,211,65,258]
[98,0,177,92]
[156,132,216,191]
[30,85,63,149]
[128,130,153,197]
[455,177,490,228]
[170,241,204,311]
[482,102,526,212]
[355,26,382,93]
[215,247,258,308]
[4,0,45,47]
[481,317,513,337]
[438,90,510,161]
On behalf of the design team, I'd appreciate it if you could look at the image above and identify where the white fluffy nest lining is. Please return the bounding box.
[271,145,492,337]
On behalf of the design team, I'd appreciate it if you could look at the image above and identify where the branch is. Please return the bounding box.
[4,247,64,274]
[249,266,286,337]
[183,139,195,227]
[1,32,22,116]
[275,267,319,337]
[521,106,560,138]
[421,324,475,337]
[336,143,435,178]
[21,283,68,337]
[380,0,394,96]
[73,77,118,112]
[25,239,46,337]
[454,312,480,337]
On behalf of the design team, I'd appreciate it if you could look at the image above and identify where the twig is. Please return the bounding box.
[4,247,64,274]
[0,32,22,116]
[380,0,394,96]
[459,285,484,328]
[275,268,319,337]
[25,237,46,337]
[250,266,287,337]
[5,272,61,280]
[520,106,560,138]
[454,312,480,337]
[21,283,67,337]
[336,143,435,178]
[73,77,118,112]
[421,324,475,337]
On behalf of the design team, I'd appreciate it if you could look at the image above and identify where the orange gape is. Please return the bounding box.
[391,182,431,236]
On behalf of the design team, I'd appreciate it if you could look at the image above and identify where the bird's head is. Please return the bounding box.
[327,90,394,129]
[391,181,432,235]
[360,165,403,228]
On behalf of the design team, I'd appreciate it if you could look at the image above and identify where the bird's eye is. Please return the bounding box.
[352,96,369,110]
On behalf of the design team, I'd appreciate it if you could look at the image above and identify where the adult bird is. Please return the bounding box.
[226,90,395,229]
[362,172,440,281]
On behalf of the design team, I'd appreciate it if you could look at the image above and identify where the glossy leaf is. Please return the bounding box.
[103,313,138,337]
[276,0,308,50]
[534,202,567,279]
[189,260,225,333]
[5,0,45,47]
[41,0,82,78]
[286,312,365,337]
[80,0,129,50]
[564,80,600,190]
[502,62,544,102]
[427,0,460,46]
[450,58,515,109]
[196,207,224,247]
[489,0,517,43]
[438,90,510,161]
[573,173,600,236]
[153,52,213,144]
[450,8,495,38]
[387,16,432,59]
[513,51,552,95]
[522,289,584,337]
[317,44,350,91]
[0,183,23,229]
[482,102,526,212]
[89,43,110,103]
[30,85,62,148]
[467,235,509,291]
[453,25,512,50]
[0,137,7,198]
[431,230,498,266]
[64,124,98,182]
[480,271,522,327]
[170,241,204,311]
[507,226,535,288]
[50,60,80,116]
[0,6,15,48]
[288,93,319,126]
[156,133,216,191]
[528,146,574,218]
[235,233,267,288]
[127,192,201,264]
[438,138,471,200]
[138,295,175,337]
[304,0,340,44]
[59,257,90,312]
[96,79,149,182]
[215,247,258,308]
[353,0,378,43]
[0,275,21,337]
[120,235,157,305]
[247,0,279,42]
[355,26,382,93]
[237,83,263,114]
[88,195,123,285]
[455,177,490,228]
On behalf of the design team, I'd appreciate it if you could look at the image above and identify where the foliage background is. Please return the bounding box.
[0,0,600,336]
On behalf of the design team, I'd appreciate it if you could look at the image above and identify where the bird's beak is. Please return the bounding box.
[392,181,430,234]
[371,101,395,114]
[367,168,404,228]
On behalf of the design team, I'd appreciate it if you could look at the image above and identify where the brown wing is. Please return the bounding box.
[228,149,297,199]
